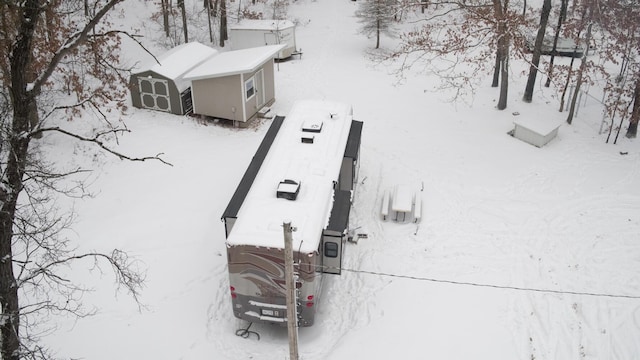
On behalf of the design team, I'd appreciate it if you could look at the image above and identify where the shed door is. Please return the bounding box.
[255,69,265,108]
[138,77,172,113]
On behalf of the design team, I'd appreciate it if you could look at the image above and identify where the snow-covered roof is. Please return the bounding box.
[225,100,354,253]
[514,116,562,135]
[133,42,218,91]
[184,45,285,80]
[229,19,295,31]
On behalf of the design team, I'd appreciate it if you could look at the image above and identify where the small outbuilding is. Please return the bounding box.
[229,20,298,60]
[130,42,218,115]
[512,116,562,147]
[184,44,285,124]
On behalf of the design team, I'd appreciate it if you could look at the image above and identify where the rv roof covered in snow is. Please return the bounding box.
[225,100,354,253]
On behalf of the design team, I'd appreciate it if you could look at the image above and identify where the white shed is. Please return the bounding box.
[184,45,285,124]
[513,117,562,147]
[229,20,298,60]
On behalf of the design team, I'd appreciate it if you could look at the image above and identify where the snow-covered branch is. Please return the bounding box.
[31,127,173,166]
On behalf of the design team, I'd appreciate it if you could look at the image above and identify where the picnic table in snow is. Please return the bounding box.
[392,185,413,222]
[381,185,422,223]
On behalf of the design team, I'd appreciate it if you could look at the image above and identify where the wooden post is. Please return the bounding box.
[283,222,299,360]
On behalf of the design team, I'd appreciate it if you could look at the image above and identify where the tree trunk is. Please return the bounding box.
[493,0,509,110]
[178,0,188,43]
[161,0,170,37]
[545,0,568,87]
[206,0,213,43]
[523,0,551,102]
[625,77,640,139]
[566,23,592,124]
[498,45,509,110]
[376,18,380,49]
[219,0,227,47]
[212,0,219,17]
[491,48,500,88]
[0,178,23,360]
[559,53,575,112]
[2,2,41,357]
[2,1,145,357]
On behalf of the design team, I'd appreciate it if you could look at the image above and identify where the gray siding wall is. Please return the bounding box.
[192,75,243,121]
[191,60,276,122]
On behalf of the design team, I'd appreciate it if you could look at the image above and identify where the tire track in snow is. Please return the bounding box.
[300,163,391,359]
[199,262,264,360]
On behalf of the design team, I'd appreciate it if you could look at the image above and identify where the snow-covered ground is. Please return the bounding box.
[41,0,640,359]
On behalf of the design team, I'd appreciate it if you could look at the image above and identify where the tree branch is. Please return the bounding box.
[30,127,173,166]
[29,0,125,97]
[90,30,162,66]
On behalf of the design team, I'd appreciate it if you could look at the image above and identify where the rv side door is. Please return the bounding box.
[322,235,343,275]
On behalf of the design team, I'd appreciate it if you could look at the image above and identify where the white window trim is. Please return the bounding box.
[245,77,255,101]
[138,77,172,113]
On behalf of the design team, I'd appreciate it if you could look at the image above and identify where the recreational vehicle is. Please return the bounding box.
[221,100,363,327]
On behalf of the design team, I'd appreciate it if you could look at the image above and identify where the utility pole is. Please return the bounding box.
[283,222,299,360]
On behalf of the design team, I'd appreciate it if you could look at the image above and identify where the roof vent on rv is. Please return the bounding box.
[302,119,323,133]
[301,119,322,144]
[276,179,301,200]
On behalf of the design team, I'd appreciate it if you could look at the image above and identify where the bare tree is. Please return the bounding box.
[563,0,634,126]
[0,1,168,358]
[219,0,228,47]
[544,0,569,87]
[178,0,189,43]
[626,77,640,138]
[566,21,592,124]
[270,0,289,20]
[391,0,523,108]
[206,0,214,43]
[493,0,511,110]
[556,0,590,115]
[594,0,640,139]
[522,0,551,102]
[161,0,172,38]
[355,0,397,49]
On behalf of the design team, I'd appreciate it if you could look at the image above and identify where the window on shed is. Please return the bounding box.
[154,81,168,95]
[142,94,155,108]
[140,79,153,93]
[137,77,172,113]
[156,96,170,111]
[245,77,255,100]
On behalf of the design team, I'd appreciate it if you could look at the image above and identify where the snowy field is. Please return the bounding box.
[40,0,640,359]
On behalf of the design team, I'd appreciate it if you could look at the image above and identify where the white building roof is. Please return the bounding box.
[230,19,295,31]
[514,116,562,135]
[133,42,218,92]
[184,45,285,80]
